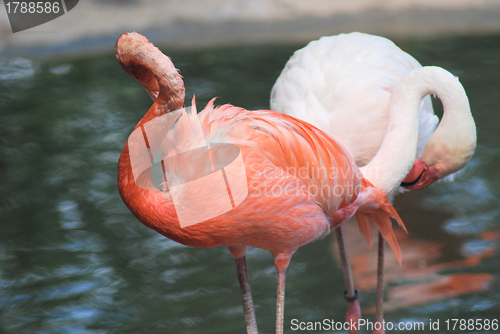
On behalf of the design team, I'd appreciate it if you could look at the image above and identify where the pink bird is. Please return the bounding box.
[116,32,408,334]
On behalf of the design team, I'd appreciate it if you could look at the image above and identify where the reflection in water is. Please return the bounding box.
[388,273,493,311]
[340,220,496,312]
[0,35,499,333]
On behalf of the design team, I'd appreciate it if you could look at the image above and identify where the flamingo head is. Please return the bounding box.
[400,66,477,191]
[400,159,439,190]
[401,131,476,190]
[116,33,177,104]
[402,83,476,191]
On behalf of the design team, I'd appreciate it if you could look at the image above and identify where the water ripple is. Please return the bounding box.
[0,58,35,80]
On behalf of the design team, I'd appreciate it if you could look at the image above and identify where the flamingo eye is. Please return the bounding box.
[435,164,441,170]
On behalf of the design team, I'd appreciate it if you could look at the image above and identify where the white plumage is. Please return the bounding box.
[271,32,438,167]
[270,32,476,331]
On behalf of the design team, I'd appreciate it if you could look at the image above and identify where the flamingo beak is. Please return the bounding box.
[401,159,440,190]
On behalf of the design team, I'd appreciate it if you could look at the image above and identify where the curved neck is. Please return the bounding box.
[116,33,187,243]
[420,68,476,176]
[116,32,185,114]
[360,66,469,194]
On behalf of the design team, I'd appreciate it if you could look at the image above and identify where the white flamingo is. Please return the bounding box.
[271,32,476,333]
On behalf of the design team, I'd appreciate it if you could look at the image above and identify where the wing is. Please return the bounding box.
[199,101,363,215]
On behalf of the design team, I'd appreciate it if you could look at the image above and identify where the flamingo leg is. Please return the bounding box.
[235,256,259,334]
[276,270,286,334]
[335,227,361,334]
[373,232,385,334]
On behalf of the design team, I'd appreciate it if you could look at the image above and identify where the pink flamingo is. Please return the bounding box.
[116,32,409,334]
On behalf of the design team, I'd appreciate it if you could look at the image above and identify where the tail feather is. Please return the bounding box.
[355,211,373,249]
[354,180,407,264]
[388,205,407,233]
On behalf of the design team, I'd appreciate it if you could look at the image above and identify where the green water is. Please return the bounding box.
[0,34,499,333]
